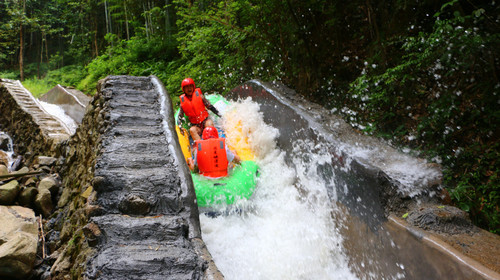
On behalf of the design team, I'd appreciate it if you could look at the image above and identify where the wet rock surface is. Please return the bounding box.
[80,76,205,279]
[407,205,475,234]
[43,76,219,280]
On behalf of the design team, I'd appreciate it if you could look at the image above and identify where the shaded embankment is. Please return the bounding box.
[228,80,500,280]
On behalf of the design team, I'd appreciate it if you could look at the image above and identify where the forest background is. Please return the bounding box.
[0,0,498,233]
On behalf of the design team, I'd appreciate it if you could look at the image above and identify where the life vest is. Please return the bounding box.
[180,88,209,124]
[195,138,229,178]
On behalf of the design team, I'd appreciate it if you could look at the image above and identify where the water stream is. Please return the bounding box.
[200,98,357,279]
[7,80,489,279]
[38,100,78,135]
[0,131,14,170]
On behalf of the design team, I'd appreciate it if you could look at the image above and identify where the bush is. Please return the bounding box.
[78,36,177,95]
[345,4,500,232]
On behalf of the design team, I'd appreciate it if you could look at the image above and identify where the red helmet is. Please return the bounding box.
[202,126,219,140]
[181,78,195,89]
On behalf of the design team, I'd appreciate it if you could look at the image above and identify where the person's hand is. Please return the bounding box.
[181,127,188,136]
[187,157,194,171]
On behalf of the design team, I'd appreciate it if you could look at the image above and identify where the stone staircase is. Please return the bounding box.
[0,79,71,141]
[60,76,221,279]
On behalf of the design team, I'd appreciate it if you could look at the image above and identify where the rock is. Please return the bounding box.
[0,165,7,176]
[13,166,29,175]
[35,188,53,217]
[0,180,20,205]
[38,176,59,196]
[10,156,23,172]
[83,222,103,247]
[407,205,474,234]
[0,206,38,279]
[35,156,57,167]
[0,150,9,167]
[18,187,38,208]
[24,177,37,188]
[50,248,72,278]
[57,187,71,208]
[0,134,10,150]
[118,194,151,215]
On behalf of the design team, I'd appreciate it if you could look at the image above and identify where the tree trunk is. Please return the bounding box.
[124,1,130,40]
[19,0,25,81]
[143,3,149,39]
[94,20,99,57]
[38,32,44,78]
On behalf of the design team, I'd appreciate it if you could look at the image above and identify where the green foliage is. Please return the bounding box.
[172,0,280,96]
[78,36,177,94]
[17,65,87,97]
[22,77,54,97]
[0,70,19,80]
[346,3,500,233]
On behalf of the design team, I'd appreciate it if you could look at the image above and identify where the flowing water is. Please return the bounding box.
[0,131,15,170]
[200,98,358,280]
[38,100,78,135]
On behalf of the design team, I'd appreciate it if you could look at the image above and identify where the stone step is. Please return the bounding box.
[1,80,72,140]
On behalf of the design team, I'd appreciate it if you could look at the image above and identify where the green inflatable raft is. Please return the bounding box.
[175,94,259,208]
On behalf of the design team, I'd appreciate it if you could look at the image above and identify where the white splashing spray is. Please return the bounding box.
[200,98,357,280]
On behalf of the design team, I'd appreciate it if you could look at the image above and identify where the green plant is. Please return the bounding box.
[22,77,54,97]
[345,2,500,232]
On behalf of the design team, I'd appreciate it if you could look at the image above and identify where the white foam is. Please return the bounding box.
[0,131,15,170]
[38,100,78,135]
[350,146,442,197]
[199,98,357,280]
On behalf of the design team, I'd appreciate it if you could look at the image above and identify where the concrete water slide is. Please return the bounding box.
[0,79,72,141]
[228,80,500,280]
[1,76,499,279]
[39,84,92,124]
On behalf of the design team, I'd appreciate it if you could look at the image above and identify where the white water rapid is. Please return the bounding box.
[200,98,358,280]
[38,100,78,135]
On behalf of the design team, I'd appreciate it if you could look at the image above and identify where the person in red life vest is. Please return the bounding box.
[187,126,241,178]
[178,78,221,141]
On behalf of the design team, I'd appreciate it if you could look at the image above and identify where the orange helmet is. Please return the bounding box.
[181,78,195,89]
[202,126,219,140]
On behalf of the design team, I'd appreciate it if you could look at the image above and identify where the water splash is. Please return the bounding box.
[38,100,78,135]
[0,131,14,170]
[199,98,357,280]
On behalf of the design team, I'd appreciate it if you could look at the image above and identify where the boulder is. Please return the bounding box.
[0,206,38,279]
[34,188,53,217]
[38,176,59,196]
[0,180,20,205]
[18,187,38,208]
[0,164,7,176]
[12,166,29,175]
[0,150,9,167]
[34,156,57,167]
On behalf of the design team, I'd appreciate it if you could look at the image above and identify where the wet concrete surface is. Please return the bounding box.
[228,80,500,280]
[40,84,91,124]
